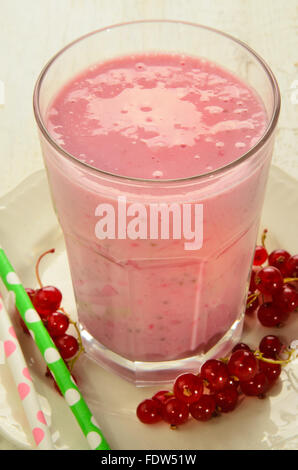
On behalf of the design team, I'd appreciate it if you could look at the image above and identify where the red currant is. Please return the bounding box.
[257,302,283,327]
[253,245,268,266]
[162,397,189,425]
[214,385,238,412]
[46,311,69,338]
[33,286,62,318]
[258,360,281,384]
[173,373,203,404]
[254,266,283,295]
[227,376,240,389]
[232,343,251,353]
[246,292,259,315]
[249,271,258,292]
[272,284,298,316]
[25,288,36,302]
[189,395,216,421]
[200,359,229,392]
[259,335,282,359]
[268,249,291,276]
[240,372,269,397]
[285,254,298,278]
[136,399,162,424]
[152,390,173,406]
[228,350,257,382]
[54,334,79,360]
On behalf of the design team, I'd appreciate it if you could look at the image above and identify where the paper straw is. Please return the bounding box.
[0,245,110,450]
[0,292,54,449]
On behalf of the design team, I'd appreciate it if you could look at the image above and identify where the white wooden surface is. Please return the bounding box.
[0,0,297,450]
[0,0,297,199]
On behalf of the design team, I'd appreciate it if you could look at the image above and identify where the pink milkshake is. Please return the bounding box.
[34,22,280,384]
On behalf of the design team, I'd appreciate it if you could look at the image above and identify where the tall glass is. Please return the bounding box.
[33,21,280,385]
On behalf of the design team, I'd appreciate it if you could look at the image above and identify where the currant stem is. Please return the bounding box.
[67,346,85,371]
[35,248,55,288]
[254,348,296,365]
[283,277,298,283]
[60,306,85,371]
[246,292,259,307]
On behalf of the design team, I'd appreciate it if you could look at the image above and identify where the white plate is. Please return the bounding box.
[0,166,298,450]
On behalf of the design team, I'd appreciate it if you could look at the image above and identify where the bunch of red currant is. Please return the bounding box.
[137,335,293,427]
[20,249,84,386]
[247,230,298,326]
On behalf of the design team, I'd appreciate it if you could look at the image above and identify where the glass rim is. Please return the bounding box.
[33,19,281,184]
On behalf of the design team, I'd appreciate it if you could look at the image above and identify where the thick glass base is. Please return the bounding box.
[80,312,244,387]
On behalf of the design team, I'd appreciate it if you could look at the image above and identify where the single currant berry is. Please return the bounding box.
[253,245,268,266]
[173,373,204,404]
[152,390,173,406]
[25,288,36,302]
[240,372,269,397]
[254,266,283,295]
[162,397,189,426]
[257,302,283,327]
[272,284,298,316]
[249,271,258,292]
[227,376,240,389]
[136,399,162,424]
[228,349,258,382]
[46,311,69,338]
[285,254,298,278]
[214,385,238,413]
[258,360,281,384]
[200,359,229,392]
[268,249,291,276]
[245,292,259,315]
[54,334,79,360]
[232,343,251,353]
[33,286,62,318]
[189,395,216,421]
[259,335,283,359]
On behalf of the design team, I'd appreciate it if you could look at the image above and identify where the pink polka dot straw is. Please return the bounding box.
[0,294,54,449]
[0,245,110,450]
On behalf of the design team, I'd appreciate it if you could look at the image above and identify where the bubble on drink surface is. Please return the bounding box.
[234,108,248,114]
[152,170,163,178]
[204,106,223,114]
[215,141,224,147]
[193,154,200,159]
[235,142,246,148]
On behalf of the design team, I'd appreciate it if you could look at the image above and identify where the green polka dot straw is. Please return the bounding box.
[0,245,110,450]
